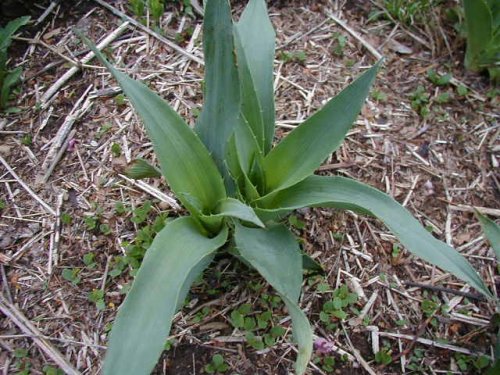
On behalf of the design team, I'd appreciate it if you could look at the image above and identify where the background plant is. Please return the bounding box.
[463,0,500,82]
[0,16,29,111]
[79,0,493,374]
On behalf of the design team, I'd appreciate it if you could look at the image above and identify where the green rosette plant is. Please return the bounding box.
[80,1,492,373]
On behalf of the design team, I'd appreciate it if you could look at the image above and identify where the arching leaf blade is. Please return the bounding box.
[262,63,380,193]
[234,224,313,374]
[79,34,226,214]
[103,217,227,375]
[256,175,492,299]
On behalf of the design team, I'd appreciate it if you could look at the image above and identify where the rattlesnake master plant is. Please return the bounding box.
[81,0,492,373]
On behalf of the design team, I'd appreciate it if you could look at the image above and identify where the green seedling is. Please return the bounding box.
[61,212,72,225]
[332,32,347,57]
[280,50,307,64]
[14,348,31,374]
[96,123,113,139]
[204,354,229,374]
[43,365,64,375]
[456,85,469,97]
[320,284,358,328]
[0,199,6,210]
[371,89,388,102]
[115,93,127,106]
[62,268,81,285]
[78,1,493,374]
[0,16,30,111]
[410,85,430,117]
[89,289,106,310]
[435,91,452,104]
[379,0,436,26]
[427,69,452,86]
[375,347,393,365]
[288,214,306,229]
[83,252,97,269]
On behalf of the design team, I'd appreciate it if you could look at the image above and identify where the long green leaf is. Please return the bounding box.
[235,224,313,374]
[476,211,500,261]
[463,0,493,70]
[262,63,380,193]
[234,0,276,153]
[0,67,22,109]
[125,158,162,179]
[104,217,227,375]
[79,34,226,214]
[0,16,30,51]
[256,175,492,299]
[195,0,241,174]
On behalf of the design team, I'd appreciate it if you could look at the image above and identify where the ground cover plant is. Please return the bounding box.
[463,0,500,82]
[77,0,497,374]
[0,15,29,111]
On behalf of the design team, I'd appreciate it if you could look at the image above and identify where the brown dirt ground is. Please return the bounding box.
[1,0,499,374]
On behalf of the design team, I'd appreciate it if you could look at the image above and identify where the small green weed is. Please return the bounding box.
[454,352,491,372]
[62,268,81,285]
[331,32,347,57]
[0,16,30,111]
[427,69,452,86]
[375,0,439,26]
[89,289,106,310]
[374,347,392,365]
[205,354,229,373]
[320,284,358,329]
[409,85,430,117]
[371,89,388,102]
[13,348,31,374]
[313,355,336,372]
[279,50,306,64]
[43,365,64,375]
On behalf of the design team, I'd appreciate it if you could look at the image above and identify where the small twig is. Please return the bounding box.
[92,0,203,65]
[14,36,79,67]
[0,294,80,375]
[341,323,377,375]
[449,204,500,218]
[48,192,64,275]
[41,85,93,183]
[40,22,129,106]
[403,281,486,301]
[378,330,491,358]
[35,0,59,25]
[278,19,329,50]
[327,12,383,61]
[118,174,181,210]
[0,156,56,216]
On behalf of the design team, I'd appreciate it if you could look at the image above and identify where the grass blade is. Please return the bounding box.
[256,175,492,299]
[234,0,276,153]
[79,34,226,214]
[235,224,312,374]
[262,63,379,193]
[103,217,227,375]
[195,0,241,173]
[463,0,493,70]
